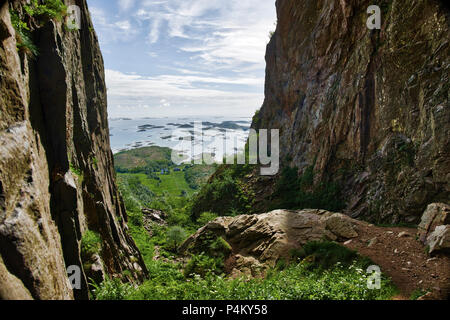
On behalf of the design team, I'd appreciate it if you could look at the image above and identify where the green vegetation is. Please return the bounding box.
[115,146,174,172]
[183,253,222,278]
[293,241,372,271]
[252,109,261,129]
[81,230,102,261]
[10,0,68,57]
[92,241,397,300]
[115,146,214,199]
[119,172,192,198]
[184,164,217,190]
[270,165,344,212]
[166,226,187,251]
[10,11,39,57]
[410,289,428,300]
[69,162,83,182]
[91,157,98,169]
[190,154,343,220]
[112,147,209,281]
[117,175,155,208]
[24,0,67,23]
[191,164,255,219]
[197,212,218,226]
[182,232,232,278]
[88,146,399,301]
[91,277,135,301]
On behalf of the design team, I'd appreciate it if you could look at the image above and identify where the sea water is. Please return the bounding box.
[109,116,252,162]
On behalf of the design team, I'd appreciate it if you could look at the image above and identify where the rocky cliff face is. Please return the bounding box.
[0,0,147,300]
[255,0,449,223]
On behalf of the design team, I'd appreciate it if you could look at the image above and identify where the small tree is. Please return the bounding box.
[166,226,187,251]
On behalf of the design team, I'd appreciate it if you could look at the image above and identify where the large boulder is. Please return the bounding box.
[426,225,450,254]
[180,209,361,275]
[418,203,450,242]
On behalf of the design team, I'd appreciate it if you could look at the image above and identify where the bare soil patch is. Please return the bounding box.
[342,224,450,300]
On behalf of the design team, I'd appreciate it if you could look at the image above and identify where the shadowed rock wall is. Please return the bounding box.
[0,0,147,300]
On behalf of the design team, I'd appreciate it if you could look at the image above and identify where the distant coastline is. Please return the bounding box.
[109,116,252,159]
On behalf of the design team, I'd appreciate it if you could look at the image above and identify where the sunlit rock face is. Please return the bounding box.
[181,209,362,277]
[0,0,147,300]
[254,0,449,223]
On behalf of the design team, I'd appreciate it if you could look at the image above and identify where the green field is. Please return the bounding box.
[114,146,216,200]
[118,170,195,197]
[114,146,173,171]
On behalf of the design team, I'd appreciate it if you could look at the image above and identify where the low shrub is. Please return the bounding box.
[183,254,222,278]
[102,259,397,300]
[271,166,344,212]
[80,230,102,261]
[197,212,218,226]
[24,0,67,23]
[91,277,135,300]
[128,224,154,267]
[300,241,360,270]
[166,226,187,251]
[10,11,39,57]
[191,167,254,219]
[209,237,232,254]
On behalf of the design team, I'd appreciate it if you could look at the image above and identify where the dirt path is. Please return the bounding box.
[342,223,450,300]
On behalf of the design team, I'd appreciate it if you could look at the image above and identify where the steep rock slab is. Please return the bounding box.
[417,203,450,253]
[0,0,146,300]
[417,203,450,242]
[426,225,450,253]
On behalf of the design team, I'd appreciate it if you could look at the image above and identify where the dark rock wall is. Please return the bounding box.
[255,0,449,223]
[0,0,147,300]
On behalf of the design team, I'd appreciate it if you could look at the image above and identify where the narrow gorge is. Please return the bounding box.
[0,0,449,301]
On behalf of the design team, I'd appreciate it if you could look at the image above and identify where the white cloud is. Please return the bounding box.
[89,7,139,43]
[88,0,276,117]
[133,0,276,68]
[118,0,135,11]
[106,69,263,98]
[105,69,263,117]
[148,18,162,44]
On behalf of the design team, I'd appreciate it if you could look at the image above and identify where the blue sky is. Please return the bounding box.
[86,0,277,118]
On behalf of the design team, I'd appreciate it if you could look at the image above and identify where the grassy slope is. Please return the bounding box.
[99,146,399,301]
[114,146,173,170]
[118,171,194,197]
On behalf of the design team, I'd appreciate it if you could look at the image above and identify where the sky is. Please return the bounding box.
[86,0,277,118]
